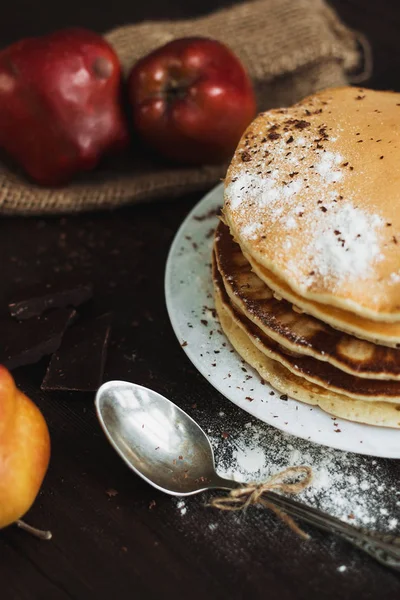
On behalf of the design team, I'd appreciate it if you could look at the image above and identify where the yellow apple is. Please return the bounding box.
[0,366,50,528]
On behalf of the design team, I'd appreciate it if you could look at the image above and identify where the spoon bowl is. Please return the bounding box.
[95,380,228,495]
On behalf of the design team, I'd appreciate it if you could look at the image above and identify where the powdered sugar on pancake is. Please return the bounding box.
[315,151,344,183]
[227,171,303,219]
[241,222,263,240]
[226,161,385,285]
[390,272,400,284]
[224,106,386,287]
[311,204,384,281]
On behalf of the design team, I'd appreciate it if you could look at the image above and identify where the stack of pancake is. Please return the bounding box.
[213,87,400,428]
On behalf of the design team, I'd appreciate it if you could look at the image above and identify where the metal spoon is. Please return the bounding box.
[95,380,400,571]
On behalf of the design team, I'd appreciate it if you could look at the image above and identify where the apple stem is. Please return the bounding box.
[16,520,52,540]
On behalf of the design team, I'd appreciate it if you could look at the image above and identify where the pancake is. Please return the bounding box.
[245,250,400,348]
[213,256,400,402]
[215,221,400,379]
[223,87,400,322]
[214,283,400,429]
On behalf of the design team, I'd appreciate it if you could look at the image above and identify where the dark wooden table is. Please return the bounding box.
[1,2,400,599]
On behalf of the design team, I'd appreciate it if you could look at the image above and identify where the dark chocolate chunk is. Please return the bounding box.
[268,132,281,140]
[293,119,310,129]
[0,308,76,370]
[9,279,93,320]
[41,313,112,392]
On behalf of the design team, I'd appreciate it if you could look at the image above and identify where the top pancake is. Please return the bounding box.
[223,87,400,322]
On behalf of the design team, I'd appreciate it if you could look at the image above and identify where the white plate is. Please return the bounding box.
[165,183,400,458]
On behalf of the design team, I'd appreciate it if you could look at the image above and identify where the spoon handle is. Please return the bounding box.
[264,491,400,571]
[210,476,244,491]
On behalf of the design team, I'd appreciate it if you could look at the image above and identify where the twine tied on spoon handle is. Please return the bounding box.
[208,466,313,539]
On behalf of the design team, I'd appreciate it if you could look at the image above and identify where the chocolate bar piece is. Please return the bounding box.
[9,279,93,320]
[41,313,112,392]
[0,308,76,370]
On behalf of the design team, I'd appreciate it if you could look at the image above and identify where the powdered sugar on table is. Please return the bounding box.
[209,420,400,531]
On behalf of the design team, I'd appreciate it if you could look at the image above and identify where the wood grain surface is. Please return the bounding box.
[1,1,400,599]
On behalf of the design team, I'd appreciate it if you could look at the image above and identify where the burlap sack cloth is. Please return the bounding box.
[0,0,367,215]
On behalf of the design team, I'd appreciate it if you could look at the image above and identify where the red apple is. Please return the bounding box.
[128,37,256,164]
[0,29,129,186]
